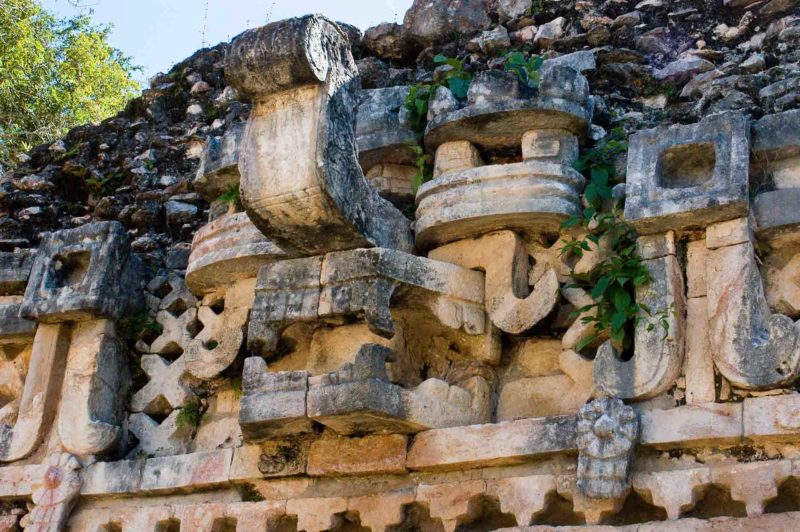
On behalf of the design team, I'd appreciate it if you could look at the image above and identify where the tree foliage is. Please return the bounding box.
[0,0,140,169]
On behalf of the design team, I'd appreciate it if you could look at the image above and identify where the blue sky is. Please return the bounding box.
[42,0,414,84]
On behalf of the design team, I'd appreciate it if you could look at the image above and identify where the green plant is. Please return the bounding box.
[560,129,669,353]
[85,171,123,196]
[231,378,242,400]
[504,51,544,89]
[217,184,243,211]
[175,399,203,429]
[117,311,163,342]
[403,54,473,192]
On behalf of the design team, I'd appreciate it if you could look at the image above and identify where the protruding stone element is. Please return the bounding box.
[744,394,800,443]
[58,319,125,456]
[685,297,715,404]
[0,249,33,296]
[711,460,792,516]
[129,355,195,415]
[751,109,800,190]
[19,221,144,323]
[248,248,495,363]
[557,474,625,525]
[640,402,743,449]
[183,293,248,380]
[128,410,193,457]
[417,479,485,532]
[706,218,800,389]
[486,475,557,526]
[624,112,750,234]
[186,212,285,295]
[22,453,81,531]
[1,324,70,462]
[430,231,559,334]
[0,300,35,343]
[433,140,484,178]
[239,356,312,439]
[633,467,711,520]
[576,398,639,499]
[424,65,592,150]
[594,232,686,400]
[192,122,244,201]
[227,15,413,256]
[308,344,492,435]
[356,86,416,171]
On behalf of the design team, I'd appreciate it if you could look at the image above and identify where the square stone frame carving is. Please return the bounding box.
[624,112,750,235]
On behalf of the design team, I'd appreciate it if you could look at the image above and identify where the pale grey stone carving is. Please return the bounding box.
[594,233,686,400]
[19,221,144,323]
[227,15,413,256]
[0,249,32,296]
[576,397,639,499]
[356,86,417,170]
[193,122,244,201]
[22,453,82,531]
[624,112,750,234]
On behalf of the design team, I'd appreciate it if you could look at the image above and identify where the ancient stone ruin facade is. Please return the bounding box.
[2,0,800,530]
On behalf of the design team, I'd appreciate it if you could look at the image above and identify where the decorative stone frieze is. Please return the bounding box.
[21,453,81,531]
[576,398,639,500]
[227,15,414,256]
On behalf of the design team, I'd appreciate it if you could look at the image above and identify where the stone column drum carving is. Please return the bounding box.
[576,397,639,499]
[226,15,414,256]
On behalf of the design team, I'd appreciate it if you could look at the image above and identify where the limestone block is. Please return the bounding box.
[765,252,800,317]
[624,112,750,234]
[58,319,125,456]
[22,453,81,531]
[407,415,577,471]
[705,217,753,249]
[686,240,708,298]
[415,154,585,249]
[347,490,415,532]
[751,109,800,189]
[424,65,592,151]
[184,297,248,380]
[557,474,624,525]
[130,355,195,415]
[364,164,417,209]
[306,434,407,476]
[632,467,711,520]
[0,463,44,498]
[186,212,285,295]
[417,479,485,532]
[128,410,193,457]
[753,189,800,243]
[522,129,579,164]
[248,249,495,364]
[229,441,307,479]
[192,386,242,452]
[0,343,31,426]
[193,122,244,201]
[81,459,144,495]
[20,221,144,322]
[239,356,313,439]
[0,249,32,296]
[743,393,800,443]
[227,15,413,256]
[0,324,69,462]
[286,497,348,532]
[706,223,800,389]
[594,235,686,400]
[711,460,792,516]
[430,231,559,334]
[140,449,233,493]
[639,403,743,449]
[576,398,639,499]
[356,86,417,171]
[486,475,557,526]
[0,300,35,343]
[684,297,715,405]
[433,141,484,178]
[307,344,492,435]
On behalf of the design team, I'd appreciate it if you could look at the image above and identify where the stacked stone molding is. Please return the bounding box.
[1,0,800,529]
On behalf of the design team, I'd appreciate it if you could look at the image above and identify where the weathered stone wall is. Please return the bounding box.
[1,0,800,530]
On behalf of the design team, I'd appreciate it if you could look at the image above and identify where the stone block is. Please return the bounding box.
[753,189,800,241]
[0,249,32,296]
[417,479,486,532]
[128,410,193,457]
[229,442,307,480]
[705,217,753,249]
[0,300,35,343]
[751,109,800,189]
[407,415,577,471]
[639,403,743,449]
[348,490,416,531]
[686,240,708,298]
[0,463,43,497]
[433,141,484,178]
[186,212,285,295]
[744,394,800,443]
[81,459,144,495]
[711,460,792,516]
[227,15,413,256]
[632,467,711,520]
[624,112,750,234]
[684,297,716,405]
[140,449,233,493]
[193,122,244,201]
[356,86,417,170]
[306,434,407,476]
[19,221,144,322]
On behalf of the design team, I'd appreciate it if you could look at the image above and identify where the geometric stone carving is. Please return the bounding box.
[227,15,413,256]
[21,453,82,531]
[576,397,639,500]
[129,355,195,415]
[19,221,144,323]
[241,344,492,439]
[183,296,248,380]
[58,319,125,456]
[706,218,800,389]
[594,232,686,400]
[0,324,70,463]
[624,111,750,234]
[128,410,193,458]
[416,479,486,532]
[632,467,711,520]
[486,475,557,526]
[247,248,497,364]
[185,212,285,296]
[711,460,793,517]
[430,230,560,334]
